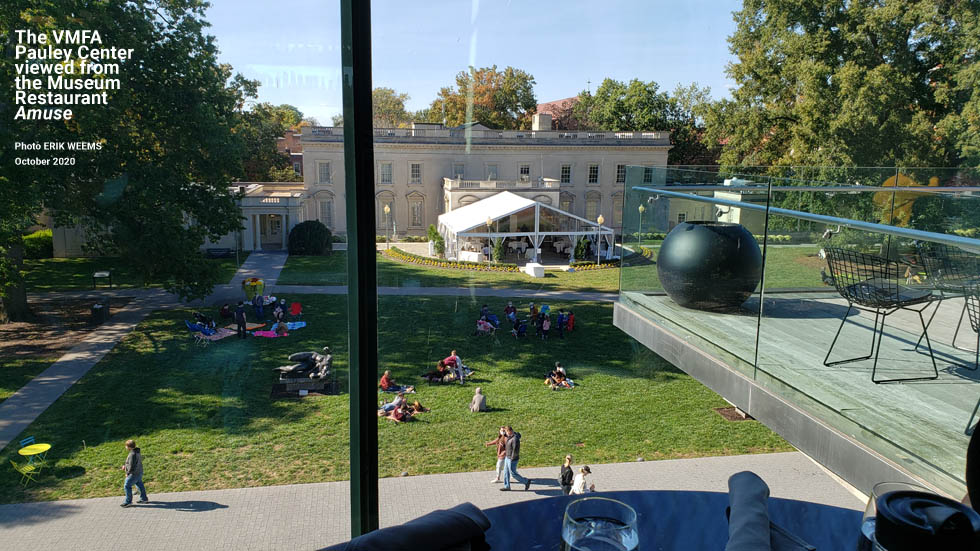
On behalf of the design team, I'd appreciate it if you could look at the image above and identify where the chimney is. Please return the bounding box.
[532,113,552,131]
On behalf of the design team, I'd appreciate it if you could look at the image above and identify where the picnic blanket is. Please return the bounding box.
[201,328,236,342]
[225,322,266,331]
[253,330,286,338]
[273,321,306,332]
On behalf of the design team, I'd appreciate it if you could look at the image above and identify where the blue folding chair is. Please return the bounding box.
[19,436,35,448]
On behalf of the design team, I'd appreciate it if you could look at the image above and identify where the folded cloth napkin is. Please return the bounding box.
[725,471,815,551]
[322,502,490,551]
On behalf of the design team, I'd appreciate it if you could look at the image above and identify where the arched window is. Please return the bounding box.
[376,191,395,231]
[532,194,552,206]
[585,191,601,222]
[458,195,478,208]
[559,192,575,214]
[406,191,425,228]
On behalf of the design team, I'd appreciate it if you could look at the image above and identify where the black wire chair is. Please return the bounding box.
[914,242,980,363]
[962,285,980,432]
[823,248,939,384]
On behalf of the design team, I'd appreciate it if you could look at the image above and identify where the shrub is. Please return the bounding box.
[331,235,347,243]
[287,220,333,255]
[385,247,518,272]
[22,229,53,259]
[574,238,588,260]
[492,239,506,263]
[376,235,388,243]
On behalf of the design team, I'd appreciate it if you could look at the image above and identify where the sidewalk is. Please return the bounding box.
[0,451,863,550]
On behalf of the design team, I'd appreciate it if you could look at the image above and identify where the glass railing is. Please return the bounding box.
[621,166,980,497]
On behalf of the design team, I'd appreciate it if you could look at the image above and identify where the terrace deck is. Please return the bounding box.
[621,289,979,498]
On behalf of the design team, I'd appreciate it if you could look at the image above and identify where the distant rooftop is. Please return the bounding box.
[301,122,670,146]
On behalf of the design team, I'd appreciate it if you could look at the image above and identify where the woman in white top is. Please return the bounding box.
[570,465,594,495]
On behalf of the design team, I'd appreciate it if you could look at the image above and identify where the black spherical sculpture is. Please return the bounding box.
[657,222,762,311]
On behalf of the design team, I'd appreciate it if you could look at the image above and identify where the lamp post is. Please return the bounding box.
[383,204,390,250]
[637,204,645,240]
[596,214,604,265]
[486,216,493,263]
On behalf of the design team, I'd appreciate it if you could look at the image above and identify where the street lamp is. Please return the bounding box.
[383,204,391,250]
[486,216,493,262]
[637,204,645,240]
[596,214,604,265]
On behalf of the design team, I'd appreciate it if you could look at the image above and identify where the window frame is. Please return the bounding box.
[518,162,531,182]
[317,161,331,184]
[409,162,423,185]
[616,164,626,183]
[588,163,600,185]
[378,161,393,185]
[560,164,571,184]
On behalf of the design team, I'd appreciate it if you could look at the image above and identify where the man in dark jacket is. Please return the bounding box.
[234,301,247,339]
[121,439,148,506]
[500,426,531,491]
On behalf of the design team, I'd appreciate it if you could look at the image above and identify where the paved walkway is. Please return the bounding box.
[0,451,863,550]
[229,251,287,286]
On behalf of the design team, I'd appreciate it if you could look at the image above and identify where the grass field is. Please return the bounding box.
[0,295,790,503]
[0,355,60,404]
[23,255,247,292]
[278,246,824,294]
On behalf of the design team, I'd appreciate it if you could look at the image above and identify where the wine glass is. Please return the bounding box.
[561,497,638,551]
[856,481,931,551]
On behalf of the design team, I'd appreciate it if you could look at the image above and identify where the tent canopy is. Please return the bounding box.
[437,191,615,262]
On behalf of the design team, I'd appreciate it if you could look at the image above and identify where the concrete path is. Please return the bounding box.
[229,251,287,286]
[0,451,863,550]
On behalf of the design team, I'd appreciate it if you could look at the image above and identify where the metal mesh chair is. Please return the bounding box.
[962,285,980,432]
[915,242,980,358]
[823,248,938,383]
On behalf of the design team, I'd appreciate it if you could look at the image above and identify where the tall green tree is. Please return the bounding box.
[427,65,537,129]
[0,0,255,321]
[704,0,980,168]
[239,102,301,181]
[574,79,720,165]
[329,87,412,127]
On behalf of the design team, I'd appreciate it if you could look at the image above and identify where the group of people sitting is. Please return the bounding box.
[421,350,470,385]
[544,362,574,390]
[378,391,429,423]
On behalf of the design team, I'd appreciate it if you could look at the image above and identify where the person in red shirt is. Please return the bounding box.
[442,350,465,384]
[566,311,575,332]
[379,370,414,393]
[503,301,517,324]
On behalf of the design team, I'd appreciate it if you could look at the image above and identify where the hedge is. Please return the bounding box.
[569,258,620,270]
[384,247,522,272]
[22,229,53,259]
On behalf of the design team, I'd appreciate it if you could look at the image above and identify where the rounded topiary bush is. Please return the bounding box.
[288,220,333,255]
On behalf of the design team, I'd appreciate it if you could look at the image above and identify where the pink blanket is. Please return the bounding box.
[253,330,288,338]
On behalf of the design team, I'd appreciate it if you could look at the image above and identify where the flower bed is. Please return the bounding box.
[384,247,522,272]
[569,259,620,270]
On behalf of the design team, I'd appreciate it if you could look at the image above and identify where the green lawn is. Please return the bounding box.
[621,245,823,293]
[278,251,622,292]
[23,254,247,292]
[0,294,790,503]
[0,355,60,404]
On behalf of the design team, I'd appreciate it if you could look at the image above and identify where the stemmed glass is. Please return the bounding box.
[561,497,638,551]
[856,481,931,551]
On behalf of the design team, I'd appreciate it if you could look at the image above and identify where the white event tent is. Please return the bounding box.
[436,191,615,263]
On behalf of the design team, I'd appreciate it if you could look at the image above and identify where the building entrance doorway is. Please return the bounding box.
[260,214,283,250]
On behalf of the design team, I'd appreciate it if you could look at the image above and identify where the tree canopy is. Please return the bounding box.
[240,102,305,181]
[574,79,720,165]
[330,87,413,128]
[703,0,980,168]
[426,65,537,130]
[0,0,259,320]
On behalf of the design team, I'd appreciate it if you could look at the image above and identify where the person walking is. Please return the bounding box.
[251,293,264,319]
[120,439,148,507]
[571,466,594,495]
[234,301,247,339]
[500,426,531,491]
[485,427,507,483]
[559,454,574,495]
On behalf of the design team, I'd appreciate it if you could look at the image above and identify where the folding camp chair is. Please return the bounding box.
[10,460,38,486]
[289,302,303,320]
[184,320,210,347]
[823,248,938,383]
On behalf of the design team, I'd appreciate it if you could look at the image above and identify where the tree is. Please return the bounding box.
[239,102,297,181]
[703,1,980,168]
[267,166,304,182]
[329,87,412,128]
[573,79,720,165]
[0,0,254,321]
[427,66,537,129]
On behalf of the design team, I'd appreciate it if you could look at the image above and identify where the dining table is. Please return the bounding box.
[482,490,861,550]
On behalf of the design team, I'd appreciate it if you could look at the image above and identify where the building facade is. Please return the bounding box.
[300,114,670,240]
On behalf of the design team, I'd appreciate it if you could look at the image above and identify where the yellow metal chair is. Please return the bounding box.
[10,460,38,486]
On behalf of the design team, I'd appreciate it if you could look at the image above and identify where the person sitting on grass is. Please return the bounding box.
[273,299,286,323]
[544,369,559,390]
[219,303,233,320]
[380,403,412,423]
[475,318,495,336]
[553,370,573,389]
[504,301,517,324]
[481,304,491,319]
[409,400,429,414]
[379,370,415,393]
[273,321,289,337]
[443,350,466,384]
[470,387,487,412]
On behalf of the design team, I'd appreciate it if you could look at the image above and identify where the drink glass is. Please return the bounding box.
[855,481,931,551]
[561,497,639,551]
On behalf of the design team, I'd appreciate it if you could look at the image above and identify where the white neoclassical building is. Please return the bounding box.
[297,114,670,243]
[52,114,671,255]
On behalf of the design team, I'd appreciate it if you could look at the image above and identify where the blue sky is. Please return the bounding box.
[206,0,742,124]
